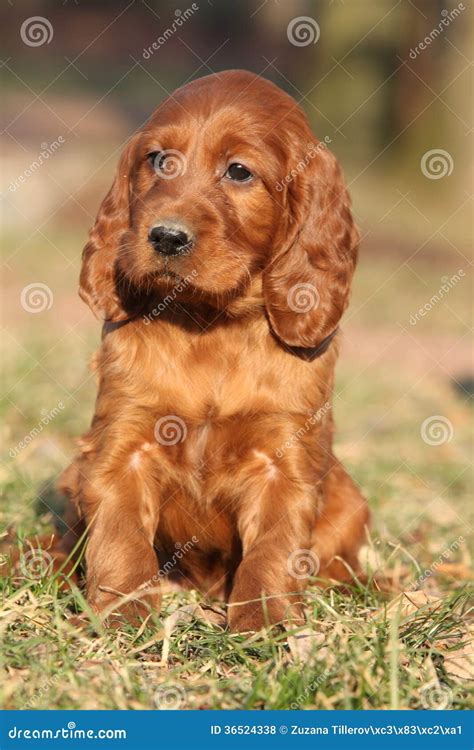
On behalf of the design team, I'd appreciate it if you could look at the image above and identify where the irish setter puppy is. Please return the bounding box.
[58,69,368,632]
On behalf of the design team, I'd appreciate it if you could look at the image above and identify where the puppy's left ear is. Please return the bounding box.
[263,145,359,349]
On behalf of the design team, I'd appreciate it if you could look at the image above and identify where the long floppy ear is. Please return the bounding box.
[79,135,139,321]
[263,144,359,350]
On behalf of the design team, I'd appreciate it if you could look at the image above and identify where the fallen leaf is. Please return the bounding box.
[442,642,474,681]
[435,563,473,580]
[287,627,325,662]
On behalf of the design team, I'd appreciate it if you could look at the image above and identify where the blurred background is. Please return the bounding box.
[1,1,472,561]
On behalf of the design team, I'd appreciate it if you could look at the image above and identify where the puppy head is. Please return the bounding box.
[80,70,358,348]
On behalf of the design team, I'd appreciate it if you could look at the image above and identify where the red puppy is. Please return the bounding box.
[59,70,368,631]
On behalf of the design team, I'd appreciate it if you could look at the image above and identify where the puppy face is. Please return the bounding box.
[121,88,283,300]
[80,70,359,349]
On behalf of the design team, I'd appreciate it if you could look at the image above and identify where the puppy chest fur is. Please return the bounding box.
[83,313,334,565]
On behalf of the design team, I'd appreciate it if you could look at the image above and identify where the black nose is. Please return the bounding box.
[148,225,192,257]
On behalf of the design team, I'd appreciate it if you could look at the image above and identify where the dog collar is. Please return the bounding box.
[104,315,338,363]
[276,327,339,362]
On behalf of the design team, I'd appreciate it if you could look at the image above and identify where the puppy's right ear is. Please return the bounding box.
[79,135,139,321]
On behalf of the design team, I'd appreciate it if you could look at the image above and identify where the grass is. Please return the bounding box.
[1,238,473,711]
[1,578,472,710]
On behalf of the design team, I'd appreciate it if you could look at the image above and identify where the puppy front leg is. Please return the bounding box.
[83,454,161,624]
[228,469,316,632]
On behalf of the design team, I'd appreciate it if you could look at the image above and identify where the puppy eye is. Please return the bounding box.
[225,163,253,182]
[148,151,167,172]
